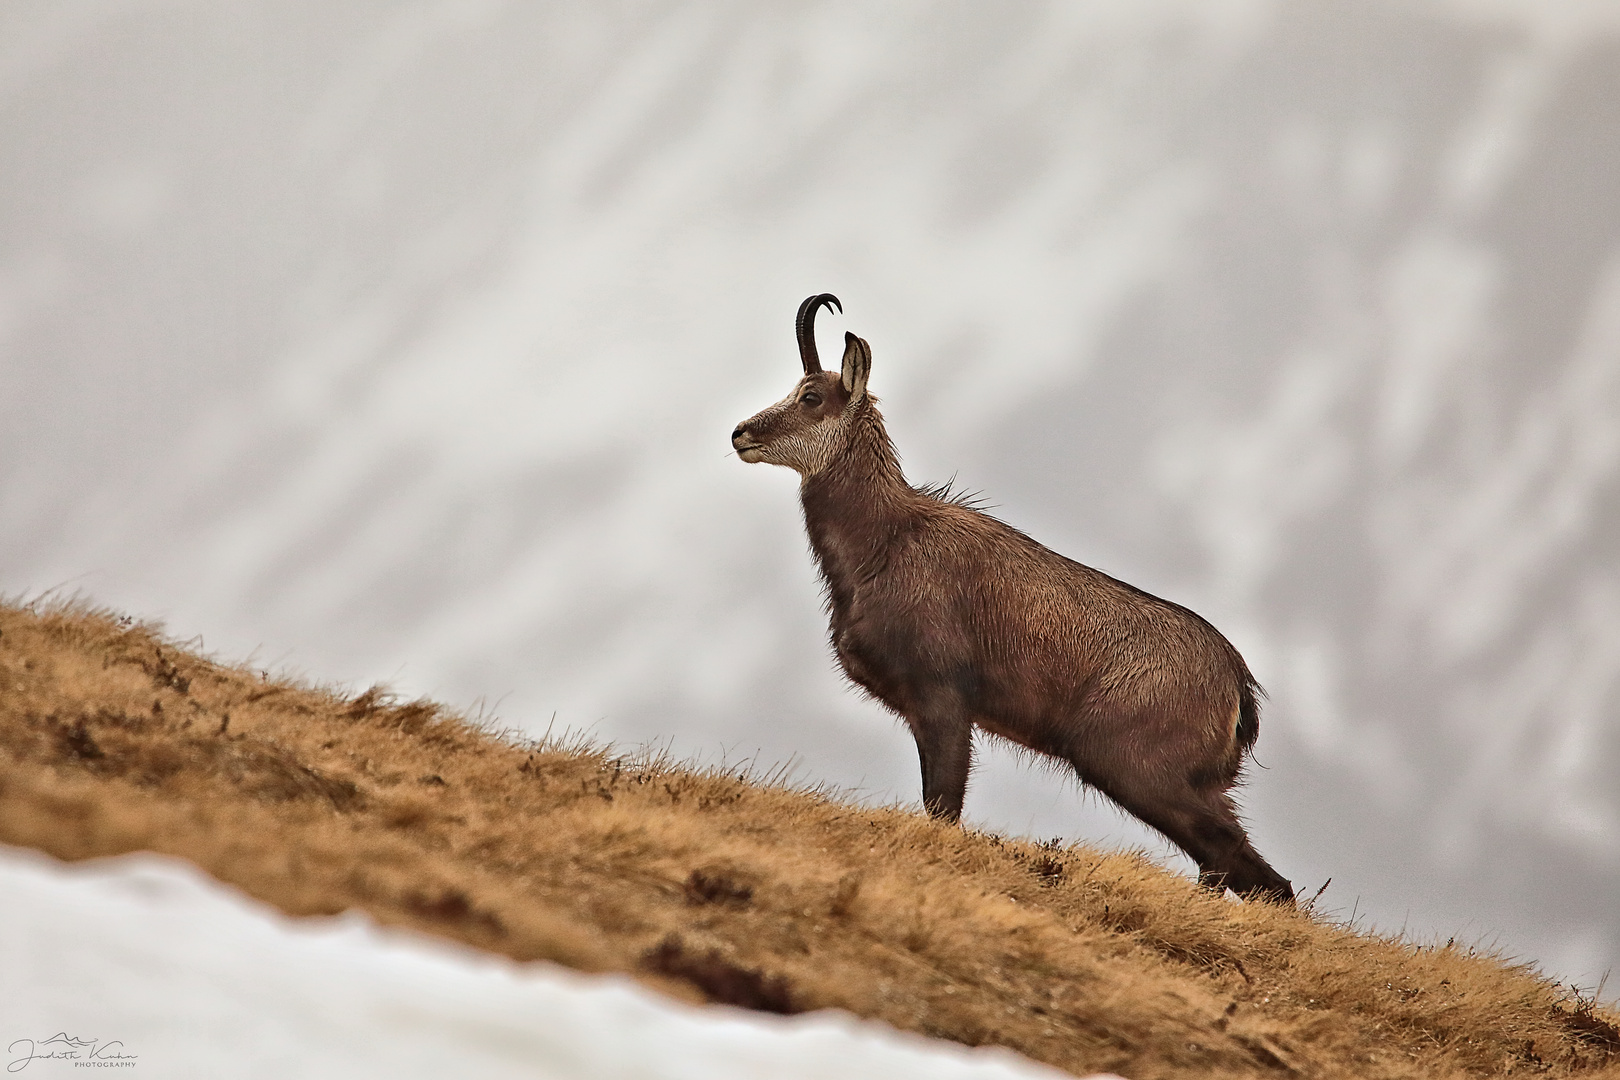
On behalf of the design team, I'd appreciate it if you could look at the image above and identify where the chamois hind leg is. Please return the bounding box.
[1094,774,1294,904]
[1185,790,1293,903]
[903,693,974,823]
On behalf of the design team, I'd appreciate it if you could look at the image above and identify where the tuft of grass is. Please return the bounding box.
[1,598,1616,1079]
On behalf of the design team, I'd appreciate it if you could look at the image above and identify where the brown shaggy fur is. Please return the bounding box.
[734,296,1292,902]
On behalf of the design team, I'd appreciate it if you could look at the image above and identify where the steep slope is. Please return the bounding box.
[0,600,1615,1079]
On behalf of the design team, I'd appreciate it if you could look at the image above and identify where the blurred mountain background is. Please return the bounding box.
[2,1,1615,992]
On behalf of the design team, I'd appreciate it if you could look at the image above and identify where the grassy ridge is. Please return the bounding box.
[0,599,1615,1079]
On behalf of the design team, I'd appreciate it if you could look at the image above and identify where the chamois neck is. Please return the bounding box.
[798,403,912,580]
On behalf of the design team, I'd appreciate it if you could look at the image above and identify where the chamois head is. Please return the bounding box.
[732,294,872,478]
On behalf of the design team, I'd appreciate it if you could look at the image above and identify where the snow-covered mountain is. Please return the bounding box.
[1,2,1615,991]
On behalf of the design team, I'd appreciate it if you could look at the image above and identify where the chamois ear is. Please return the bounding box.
[840,332,871,401]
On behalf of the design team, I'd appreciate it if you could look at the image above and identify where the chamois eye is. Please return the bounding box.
[801,391,822,407]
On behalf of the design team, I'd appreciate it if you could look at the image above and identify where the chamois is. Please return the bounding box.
[732,294,1294,902]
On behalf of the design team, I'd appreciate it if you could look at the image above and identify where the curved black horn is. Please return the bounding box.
[795,293,842,374]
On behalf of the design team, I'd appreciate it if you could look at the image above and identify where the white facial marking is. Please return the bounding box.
[735,378,848,477]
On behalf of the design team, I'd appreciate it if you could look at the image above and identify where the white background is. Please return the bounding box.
[2,2,1616,994]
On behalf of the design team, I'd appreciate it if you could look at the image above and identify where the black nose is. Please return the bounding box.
[731,425,746,442]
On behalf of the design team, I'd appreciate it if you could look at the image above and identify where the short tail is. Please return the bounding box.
[1235,677,1263,755]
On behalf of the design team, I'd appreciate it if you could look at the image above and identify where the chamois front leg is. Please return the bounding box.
[904,696,974,823]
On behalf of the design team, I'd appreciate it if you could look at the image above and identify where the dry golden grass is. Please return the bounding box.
[0,598,1615,1079]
